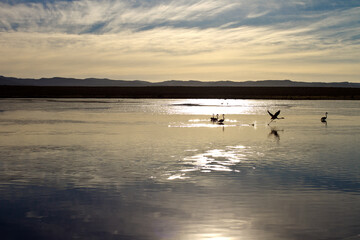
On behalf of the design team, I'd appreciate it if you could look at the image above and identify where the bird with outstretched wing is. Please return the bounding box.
[267,110,284,125]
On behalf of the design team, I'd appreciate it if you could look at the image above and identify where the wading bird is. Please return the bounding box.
[217,114,225,124]
[321,112,328,122]
[210,114,218,122]
[267,110,284,125]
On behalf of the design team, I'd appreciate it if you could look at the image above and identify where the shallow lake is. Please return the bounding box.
[0,98,360,240]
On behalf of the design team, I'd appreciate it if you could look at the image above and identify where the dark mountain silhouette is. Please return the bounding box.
[0,76,359,88]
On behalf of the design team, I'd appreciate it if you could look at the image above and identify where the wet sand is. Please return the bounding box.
[1,85,360,99]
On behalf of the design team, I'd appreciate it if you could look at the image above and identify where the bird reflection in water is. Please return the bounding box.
[322,121,328,127]
[268,127,283,142]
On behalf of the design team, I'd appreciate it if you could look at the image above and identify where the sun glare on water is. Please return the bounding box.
[169,99,258,115]
[191,233,234,240]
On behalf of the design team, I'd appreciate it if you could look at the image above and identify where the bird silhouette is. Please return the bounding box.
[210,114,218,122]
[321,112,328,122]
[217,114,225,124]
[267,110,284,125]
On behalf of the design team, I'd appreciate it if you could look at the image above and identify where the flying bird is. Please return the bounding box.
[321,112,328,122]
[267,110,284,125]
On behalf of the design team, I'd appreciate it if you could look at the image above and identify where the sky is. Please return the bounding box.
[0,0,359,82]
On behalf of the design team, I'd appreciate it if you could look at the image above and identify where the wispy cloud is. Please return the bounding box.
[0,0,241,33]
[0,0,359,82]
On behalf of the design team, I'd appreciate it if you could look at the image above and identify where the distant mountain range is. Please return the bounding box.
[1,76,359,88]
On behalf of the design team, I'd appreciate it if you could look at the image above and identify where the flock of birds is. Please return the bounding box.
[210,114,225,124]
[210,110,329,125]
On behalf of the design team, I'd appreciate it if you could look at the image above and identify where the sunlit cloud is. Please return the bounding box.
[0,0,240,33]
[0,0,359,82]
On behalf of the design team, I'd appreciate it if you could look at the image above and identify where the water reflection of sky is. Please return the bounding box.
[1,99,360,240]
[167,146,249,180]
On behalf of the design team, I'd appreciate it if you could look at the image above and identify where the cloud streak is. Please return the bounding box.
[0,0,359,82]
[1,0,358,34]
[0,0,241,33]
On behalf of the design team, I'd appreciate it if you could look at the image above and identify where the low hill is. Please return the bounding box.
[1,76,359,88]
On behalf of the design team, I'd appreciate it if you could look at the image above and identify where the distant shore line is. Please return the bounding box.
[1,86,360,99]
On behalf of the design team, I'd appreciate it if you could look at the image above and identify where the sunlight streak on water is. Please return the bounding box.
[168,118,255,128]
[166,99,267,115]
[166,146,251,180]
[194,234,234,240]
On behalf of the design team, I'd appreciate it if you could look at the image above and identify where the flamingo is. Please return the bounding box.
[267,110,284,125]
[210,114,218,122]
[321,112,328,122]
[217,114,225,124]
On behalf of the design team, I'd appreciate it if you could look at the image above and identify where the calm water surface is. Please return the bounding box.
[0,99,359,240]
